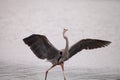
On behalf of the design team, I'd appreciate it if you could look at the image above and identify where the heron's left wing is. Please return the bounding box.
[23,34,60,60]
[68,39,111,59]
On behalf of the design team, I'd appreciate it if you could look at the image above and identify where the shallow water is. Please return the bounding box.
[0,61,120,80]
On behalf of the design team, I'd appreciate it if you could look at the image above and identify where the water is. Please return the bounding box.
[0,61,120,80]
[0,0,120,80]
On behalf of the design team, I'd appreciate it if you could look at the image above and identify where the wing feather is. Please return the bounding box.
[68,39,111,58]
[23,34,60,60]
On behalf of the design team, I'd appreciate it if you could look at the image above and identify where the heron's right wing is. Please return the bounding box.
[23,34,60,60]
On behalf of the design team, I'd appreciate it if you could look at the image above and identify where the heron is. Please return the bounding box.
[23,28,111,80]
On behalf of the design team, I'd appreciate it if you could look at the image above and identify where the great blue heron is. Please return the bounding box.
[23,28,111,80]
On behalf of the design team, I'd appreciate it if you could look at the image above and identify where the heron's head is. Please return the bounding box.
[63,28,68,33]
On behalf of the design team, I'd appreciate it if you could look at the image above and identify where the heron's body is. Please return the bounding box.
[23,29,111,80]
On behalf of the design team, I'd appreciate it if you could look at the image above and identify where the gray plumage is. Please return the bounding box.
[23,34,60,60]
[23,29,111,80]
[68,39,111,59]
[23,34,111,62]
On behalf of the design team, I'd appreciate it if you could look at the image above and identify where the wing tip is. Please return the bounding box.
[104,40,111,46]
[23,34,41,46]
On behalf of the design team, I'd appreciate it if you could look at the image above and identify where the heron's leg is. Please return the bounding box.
[60,63,66,80]
[45,65,56,80]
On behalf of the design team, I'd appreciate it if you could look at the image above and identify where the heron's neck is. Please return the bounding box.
[63,32,69,51]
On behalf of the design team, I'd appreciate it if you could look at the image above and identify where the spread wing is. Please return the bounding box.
[23,34,60,60]
[68,39,111,59]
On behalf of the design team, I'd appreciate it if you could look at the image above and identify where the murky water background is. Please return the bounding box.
[0,61,120,80]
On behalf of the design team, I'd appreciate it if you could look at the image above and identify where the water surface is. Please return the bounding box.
[0,61,120,80]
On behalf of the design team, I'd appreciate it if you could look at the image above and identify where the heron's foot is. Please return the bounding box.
[45,71,48,80]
